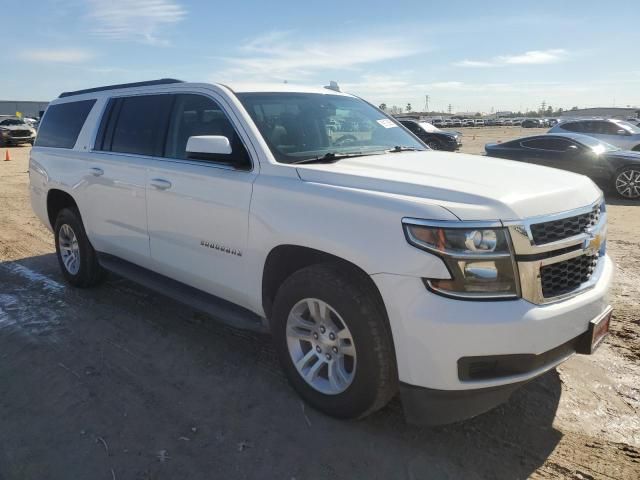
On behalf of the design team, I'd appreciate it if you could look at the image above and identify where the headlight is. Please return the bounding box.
[403,220,519,299]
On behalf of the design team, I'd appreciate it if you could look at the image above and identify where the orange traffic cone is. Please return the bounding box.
[4,150,10,161]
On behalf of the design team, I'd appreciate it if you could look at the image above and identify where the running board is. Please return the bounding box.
[97,253,268,333]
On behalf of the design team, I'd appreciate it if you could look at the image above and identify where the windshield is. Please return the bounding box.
[237,93,426,163]
[418,122,440,133]
[0,118,25,126]
[613,119,640,134]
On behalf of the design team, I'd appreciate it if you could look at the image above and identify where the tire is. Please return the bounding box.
[54,207,106,287]
[427,140,441,150]
[271,263,397,419]
[613,167,640,200]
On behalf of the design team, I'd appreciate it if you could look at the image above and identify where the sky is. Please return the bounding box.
[3,0,639,113]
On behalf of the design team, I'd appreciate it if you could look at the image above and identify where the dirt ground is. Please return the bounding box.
[1,128,639,479]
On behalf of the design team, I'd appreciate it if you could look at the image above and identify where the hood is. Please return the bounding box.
[296,151,601,221]
[0,124,33,132]
[605,150,640,163]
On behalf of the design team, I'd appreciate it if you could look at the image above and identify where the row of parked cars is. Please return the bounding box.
[485,118,640,199]
[427,117,559,128]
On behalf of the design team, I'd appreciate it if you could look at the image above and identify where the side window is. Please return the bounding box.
[561,122,583,133]
[401,121,419,133]
[596,121,622,135]
[97,95,173,156]
[35,99,96,148]
[521,138,572,152]
[164,94,251,169]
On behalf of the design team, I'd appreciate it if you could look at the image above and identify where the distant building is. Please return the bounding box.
[561,107,639,120]
[0,100,49,118]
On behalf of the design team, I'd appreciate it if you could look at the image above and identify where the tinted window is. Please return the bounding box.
[595,121,622,135]
[561,122,584,133]
[164,94,251,169]
[520,138,574,151]
[35,100,96,148]
[100,95,173,156]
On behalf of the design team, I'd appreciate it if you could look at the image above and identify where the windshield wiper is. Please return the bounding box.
[292,152,372,165]
[387,146,422,153]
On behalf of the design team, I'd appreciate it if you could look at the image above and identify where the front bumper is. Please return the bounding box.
[372,254,613,415]
[398,312,609,425]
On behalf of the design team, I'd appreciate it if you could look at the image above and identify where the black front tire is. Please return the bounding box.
[427,140,441,150]
[271,263,398,419]
[54,207,106,287]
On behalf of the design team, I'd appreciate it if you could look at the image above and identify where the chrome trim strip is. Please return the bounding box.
[402,218,503,229]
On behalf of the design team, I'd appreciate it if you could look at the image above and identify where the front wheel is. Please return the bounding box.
[427,140,441,150]
[54,208,106,287]
[271,264,397,419]
[614,167,640,199]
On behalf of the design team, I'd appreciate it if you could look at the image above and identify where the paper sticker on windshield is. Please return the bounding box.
[377,119,397,129]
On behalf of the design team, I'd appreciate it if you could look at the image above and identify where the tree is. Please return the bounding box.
[406,103,412,112]
[379,103,387,111]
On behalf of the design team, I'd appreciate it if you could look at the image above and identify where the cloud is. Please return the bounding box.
[217,31,424,82]
[19,48,95,63]
[86,0,187,45]
[454,49,569,67]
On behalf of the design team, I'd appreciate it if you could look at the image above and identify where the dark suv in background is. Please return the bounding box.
[399,119,461,151]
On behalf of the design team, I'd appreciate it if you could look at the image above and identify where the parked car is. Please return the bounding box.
[521,119,542,128]
[31,79,613,426]
[399,119,462,151]
[511,118,523,126]
[432,118,443,127]
[495,119,505,126]
[0,116,37,146]
[450,119,462,127]
[485,133,640,199]
[474,119,485,127]
[462,119,474,127]
[549,119,640,151]
[503,119,513,126]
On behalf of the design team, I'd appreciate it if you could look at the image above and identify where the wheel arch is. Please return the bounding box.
[46,189,79,229]
[261,244,389,324]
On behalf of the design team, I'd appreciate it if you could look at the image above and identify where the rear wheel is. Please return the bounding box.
[614,167,640,199]
[271,263,397,419]
[54,208,106,287]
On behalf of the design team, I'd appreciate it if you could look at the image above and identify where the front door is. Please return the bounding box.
[145,93,258,308]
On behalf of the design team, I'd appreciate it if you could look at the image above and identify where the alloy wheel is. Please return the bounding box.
[615,169,640,199]
[286,298,357,395]
[58,224,80,275]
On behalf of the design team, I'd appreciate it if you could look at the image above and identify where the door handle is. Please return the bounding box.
[150,178,172,190]
[89,167,104,177]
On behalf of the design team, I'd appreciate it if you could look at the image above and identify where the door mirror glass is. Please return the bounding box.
[186,135,232,157]
[567,144,579,152]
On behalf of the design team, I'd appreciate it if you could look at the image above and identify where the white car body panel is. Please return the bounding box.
[29,81,613,396]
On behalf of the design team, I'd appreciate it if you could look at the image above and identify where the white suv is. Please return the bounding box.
[30,79,613,425]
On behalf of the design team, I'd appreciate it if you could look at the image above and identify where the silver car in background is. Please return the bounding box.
[549,118,640,151]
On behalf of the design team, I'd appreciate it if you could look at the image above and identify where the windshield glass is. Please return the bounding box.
[613,119,640,134]
[418,122,440,133]
[0,118,25,126]
[237,93,426,163]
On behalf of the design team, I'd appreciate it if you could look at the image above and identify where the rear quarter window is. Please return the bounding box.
[35,100,96,149]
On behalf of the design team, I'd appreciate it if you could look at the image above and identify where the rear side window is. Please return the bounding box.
[35,100,96,148]
[97,95,173,156]
[521,137,573,151]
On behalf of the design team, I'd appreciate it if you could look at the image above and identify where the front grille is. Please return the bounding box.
[9,130,31,138]
[541,254,598,298]
[530,206,600,245]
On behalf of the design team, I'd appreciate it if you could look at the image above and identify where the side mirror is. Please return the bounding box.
[567,145,579,154]
[186,135,232,157]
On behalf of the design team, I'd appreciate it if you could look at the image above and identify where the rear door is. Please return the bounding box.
[83,94,173,267]
[145,92,258,308]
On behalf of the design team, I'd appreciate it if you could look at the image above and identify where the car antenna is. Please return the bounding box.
[324,81,341,92]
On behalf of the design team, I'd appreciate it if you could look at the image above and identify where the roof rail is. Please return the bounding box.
[59,78,184,98]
